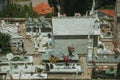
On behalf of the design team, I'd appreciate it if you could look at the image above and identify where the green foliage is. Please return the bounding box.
[63,0,93,16]
[48,0,93,16]
[45,13,54,18]
[0,32,12,55]
[95,0,116,9]
[14,0,30,2]
[48,0,116,16]
[109,66,115,72]
[35,67,43,73]
[0,3,39,18]
[11,57,20,61]
[13,63,18,69]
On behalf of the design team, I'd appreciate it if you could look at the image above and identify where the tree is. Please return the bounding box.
[95,0,116,9]
[48,0,92,16]
[0,3,39,18]
[64,0,93,16]
[0,32,12,55]
[48,0,116,16]
[48,0,60,16]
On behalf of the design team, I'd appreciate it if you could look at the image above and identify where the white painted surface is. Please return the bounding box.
[52,17,99,35]
[12,73,47,79]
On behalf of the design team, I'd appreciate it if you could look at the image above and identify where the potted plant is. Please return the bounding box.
[35,67,43,77]
[0,32,12,55]
[106,66,115,77]
[13,63,18,69]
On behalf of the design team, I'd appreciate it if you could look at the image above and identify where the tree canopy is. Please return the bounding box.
[0,0,116,17]
[63,0,92,16]
[95,0,116,9]
[48,0,116,16]
[0,3,39,18]
[48,0,92,16]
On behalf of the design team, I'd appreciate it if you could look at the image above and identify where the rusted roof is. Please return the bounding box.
[99,10,114,17]
[33,2,53,15]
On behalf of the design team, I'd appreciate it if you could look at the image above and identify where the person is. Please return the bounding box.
[65,62,69,69]
[23,48,27,55]
[21,40,24,49]
[67,45,75,57]
[50,63,54,69]
[24,63,28,68]
[46,33,53,49]
[45,63,50,71]
[92,61,97,72]
[47,33,51,38]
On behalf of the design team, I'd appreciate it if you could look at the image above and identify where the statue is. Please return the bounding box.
[27,17,33,24]
[1,19,6,27]
[40,17,51,28]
